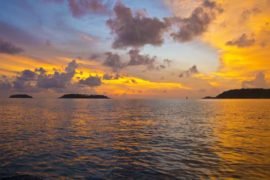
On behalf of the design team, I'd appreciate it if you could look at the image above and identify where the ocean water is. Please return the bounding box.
[0,99,270,179]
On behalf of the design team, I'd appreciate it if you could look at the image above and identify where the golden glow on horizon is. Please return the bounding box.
[0,54,189,97]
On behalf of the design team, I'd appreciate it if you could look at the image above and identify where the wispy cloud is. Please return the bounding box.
[179,65,199,78]
[226,33,255,47]
[0,38,24,55]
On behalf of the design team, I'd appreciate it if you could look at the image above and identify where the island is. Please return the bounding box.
[59,94,110,99]
[9,94,33,98]
[204,89,270,99]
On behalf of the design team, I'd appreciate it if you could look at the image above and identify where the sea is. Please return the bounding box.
[0,99,270,179]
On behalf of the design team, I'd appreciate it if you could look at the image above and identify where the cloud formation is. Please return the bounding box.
[0,76,12,90]
[128,49,157,69]
[170,0,222,42]
[103,52,124,72]
[0,38,24,54]
[226,33,255,47]
[1,60,79,92]
[242,72,268,88]
[103,73,120,80]
[68,0,110,17]
[79,75,102,87]
[45,0,110,17]
[240,7,261,22]
[13,70,36,90]
[179,65,199,78]
[36,60,78,89]
[107,2,168,48]
[103,50,172,72]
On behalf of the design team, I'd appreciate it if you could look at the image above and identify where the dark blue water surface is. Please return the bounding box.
[0,99,270,179]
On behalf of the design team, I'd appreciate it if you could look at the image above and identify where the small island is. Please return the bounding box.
[59,94,110,99]
[9,94,33,98]
[204,89,270,99]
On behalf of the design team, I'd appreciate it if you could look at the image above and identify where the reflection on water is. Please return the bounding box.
[0,99,269,179]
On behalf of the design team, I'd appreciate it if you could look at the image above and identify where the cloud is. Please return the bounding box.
[0,76,12,90]
[68,0,110,18]
[103,73,120,80]
[0,60,106,93]
[242,72,268,88]
[0,38,24,54]
[103,50,172,72]
[43,0,64,3]
[240,7,261,22]
[79,75,102,87]
[103,52,125,72]
[170,0,222,42]
[107,2,168,48]
[12,70,37,91]
[36,60,78,89]
[128,49,156,69]
[44,0,110,17]
[179,65,199,78]
[0,21,40,47]
[163,59,172,67]
[226,33,255,47]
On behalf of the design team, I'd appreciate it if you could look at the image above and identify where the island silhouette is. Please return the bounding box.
[9,94,33,98]
[204,88,270,99]
[59,94,110,99]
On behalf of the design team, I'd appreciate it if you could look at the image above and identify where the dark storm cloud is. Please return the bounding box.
[179,65,199,78]
[170,0,222,42]
[68,0,110,17]
[79,75,102,87]
[226,33,255,47]
[242,72,268,88]
[107,2,168,49]
[0,38,24,54]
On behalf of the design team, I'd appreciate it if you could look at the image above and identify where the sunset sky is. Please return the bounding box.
[0,0,269,98]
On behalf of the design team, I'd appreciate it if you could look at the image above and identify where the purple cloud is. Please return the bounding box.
[107,2,168,48]
[68,0,110,17]
[226,33,255,47]
[170,0,222,42]
[179,65,199,78]
[79,75,102,87]
[0,38,24,54]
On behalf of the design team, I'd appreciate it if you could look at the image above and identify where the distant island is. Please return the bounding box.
[204,89,270,99]
[59,94,110,99]
[9,94,33,98]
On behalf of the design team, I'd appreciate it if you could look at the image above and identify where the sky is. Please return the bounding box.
[0,0,269,98]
